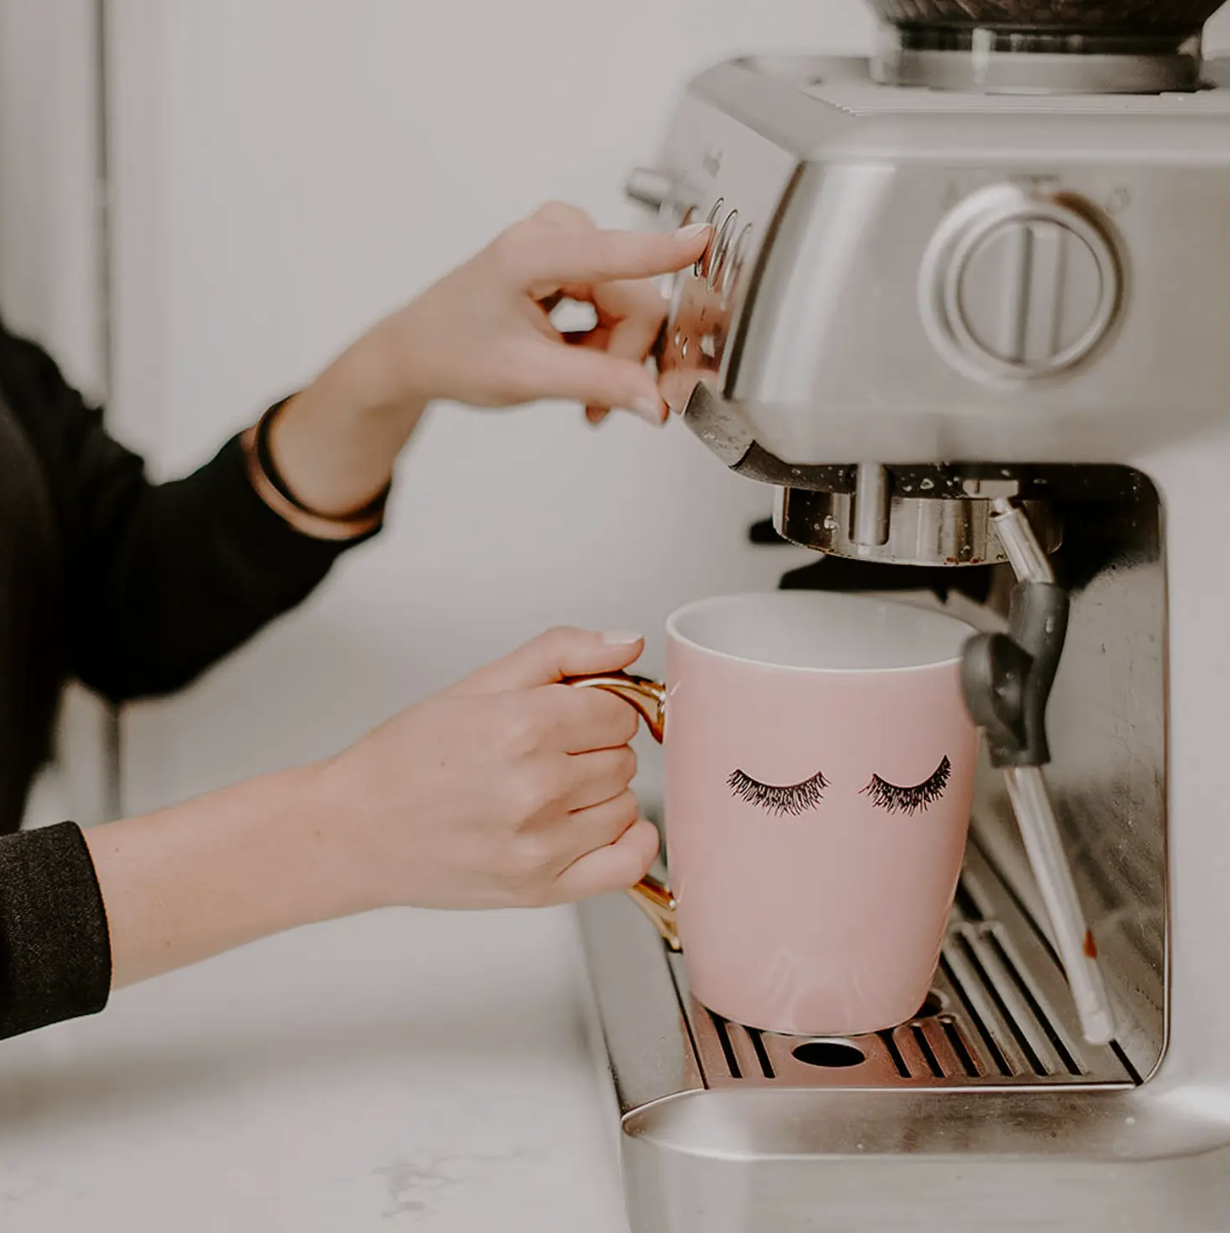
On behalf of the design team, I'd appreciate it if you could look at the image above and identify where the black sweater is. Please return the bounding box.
[0,322,371,1039]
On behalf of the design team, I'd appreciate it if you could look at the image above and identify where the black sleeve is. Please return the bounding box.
[0,324,377,703]
[0,823,110,1038]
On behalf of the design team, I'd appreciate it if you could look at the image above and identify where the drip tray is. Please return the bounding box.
[676,844,1134,1089]
[572,841,1230,1231]
[578,840,1134,1113]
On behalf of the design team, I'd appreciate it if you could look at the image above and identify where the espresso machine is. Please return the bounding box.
[576,2,1230,1229]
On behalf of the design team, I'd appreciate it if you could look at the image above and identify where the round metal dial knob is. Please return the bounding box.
[921,184,1122,383]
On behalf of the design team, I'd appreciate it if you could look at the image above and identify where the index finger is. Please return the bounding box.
[516,222,710,287]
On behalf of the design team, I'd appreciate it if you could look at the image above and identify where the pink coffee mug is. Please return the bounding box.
[570,591,980,1037]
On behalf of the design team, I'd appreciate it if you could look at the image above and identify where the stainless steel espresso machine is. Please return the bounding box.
[576,3,1230,1229]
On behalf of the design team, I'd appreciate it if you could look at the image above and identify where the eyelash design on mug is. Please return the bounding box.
[727,768,830,817]
[861,755,952,817]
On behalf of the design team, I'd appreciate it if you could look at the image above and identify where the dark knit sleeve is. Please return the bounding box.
[0,324,378,703]
[0,823,111,1038]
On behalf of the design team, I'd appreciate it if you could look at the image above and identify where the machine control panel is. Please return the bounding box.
[651,195,755,409]
[920,182,1123,384]
[621,96,800,418]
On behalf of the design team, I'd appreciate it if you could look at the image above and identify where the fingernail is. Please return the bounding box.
[676,222,710,242]
[631,395,665,424]
[602,631,643,645]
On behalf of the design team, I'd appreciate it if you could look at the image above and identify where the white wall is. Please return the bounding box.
[0,0,114,829]
[109,0,872,815]
[110,1,1230,817]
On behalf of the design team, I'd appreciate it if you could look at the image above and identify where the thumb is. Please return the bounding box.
[459,626,645,694]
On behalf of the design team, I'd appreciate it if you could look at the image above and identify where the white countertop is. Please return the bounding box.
[0,905,629,1232]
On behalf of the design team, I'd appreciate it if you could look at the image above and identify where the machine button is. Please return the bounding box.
[696,198,725,277]
[706,209,739,293]
[721,222,754,306]
[921,184,1122,383]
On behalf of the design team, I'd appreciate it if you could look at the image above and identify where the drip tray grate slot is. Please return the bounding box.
[673,842,1133,1090]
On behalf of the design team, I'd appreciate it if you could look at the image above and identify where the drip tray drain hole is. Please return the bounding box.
[792,1039,867,1069]
[915,991,943,1018]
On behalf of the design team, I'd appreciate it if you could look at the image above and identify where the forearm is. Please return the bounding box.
[85,763,367,989]
[269,325,426,518]
[69,435,363,702]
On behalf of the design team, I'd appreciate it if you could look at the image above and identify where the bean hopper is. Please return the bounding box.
[576,2,1230,1229]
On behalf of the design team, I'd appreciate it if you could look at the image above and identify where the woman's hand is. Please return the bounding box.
[317,625,658,911]
[266,204,708,519]
[89,627,658,987]
[364,201,708,425]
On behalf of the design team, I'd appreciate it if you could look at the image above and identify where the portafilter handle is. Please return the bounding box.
[960,498,1116,1047]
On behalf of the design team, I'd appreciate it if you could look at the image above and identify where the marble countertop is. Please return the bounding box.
[0,905,629,1232]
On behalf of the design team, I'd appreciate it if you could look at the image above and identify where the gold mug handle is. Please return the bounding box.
[564,672,680,951]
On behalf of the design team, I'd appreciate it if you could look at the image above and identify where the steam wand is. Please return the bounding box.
[961,498,1116,1047]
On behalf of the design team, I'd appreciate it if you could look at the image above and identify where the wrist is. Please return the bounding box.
[281,760,385,919]
[245,403,389,538]
[262,333,425,521]
[330,313,432,426]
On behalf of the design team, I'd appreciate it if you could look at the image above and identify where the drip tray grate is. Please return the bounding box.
[668,843,1135,1089]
